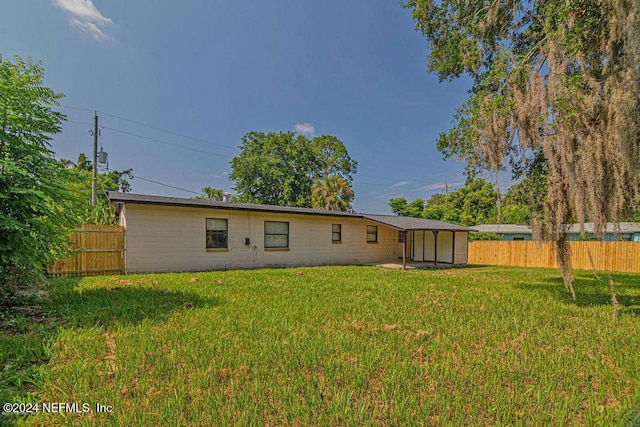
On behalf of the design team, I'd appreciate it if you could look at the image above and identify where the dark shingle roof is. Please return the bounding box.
[109,192,476,231]
[363,214,476,232]
[108,192,360,218]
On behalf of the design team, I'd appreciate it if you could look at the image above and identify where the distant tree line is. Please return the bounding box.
[389,178,528,226]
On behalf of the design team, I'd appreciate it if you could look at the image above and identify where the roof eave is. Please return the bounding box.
[363,216,475,232]
[363,217,404,231]
[108,192,359,218]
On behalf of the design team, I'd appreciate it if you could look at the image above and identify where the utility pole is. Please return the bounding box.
[445,182,449,195]
[91,112,98,206]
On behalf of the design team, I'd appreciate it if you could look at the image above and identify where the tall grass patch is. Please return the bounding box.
[3,266,639,425]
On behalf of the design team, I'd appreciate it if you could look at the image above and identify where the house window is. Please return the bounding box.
[398,230,405,243]
[367,225,378,243]
[265,221,289,249]
[332,224,342,242]
[206,218,228,249]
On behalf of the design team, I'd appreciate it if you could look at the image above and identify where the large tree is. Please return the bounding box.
[312,135,358,181]
[405,0,640,298]
[311,175,354,211]
[230,131,357,207]
[64,153,133,193]
[0,56,81,298]
[194,186,224,201]
[389,197,426,218]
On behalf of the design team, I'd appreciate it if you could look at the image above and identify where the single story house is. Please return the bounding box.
[475,223,640,242]
[109,192,474,273]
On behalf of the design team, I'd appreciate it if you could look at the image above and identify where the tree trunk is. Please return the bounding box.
[555,234,575,301]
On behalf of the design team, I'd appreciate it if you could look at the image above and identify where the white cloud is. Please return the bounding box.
[293,122,315,136]
[390,181,411,189]
[70,19,110,41]
[420,181,465,191]
[53,0,113,42]
[420,182,445,191]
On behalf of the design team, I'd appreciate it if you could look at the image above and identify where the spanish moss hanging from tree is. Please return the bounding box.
[404,0,640,298]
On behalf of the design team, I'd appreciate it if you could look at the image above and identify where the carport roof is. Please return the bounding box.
[363,214,475,232]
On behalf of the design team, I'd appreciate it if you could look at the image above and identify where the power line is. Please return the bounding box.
[62,114,226,196]
[60,104,237,151]
[64,120,231,159]
[101,126,233,159]
[66,119,94,126]
[67,118,458,191]
[59,106,464,193]
[131,175,204,195]
[59,105,95,113]
[97,110,236,151]
[105,168,204,196]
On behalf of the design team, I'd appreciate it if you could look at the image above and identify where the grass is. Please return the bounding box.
[1,265,640,426]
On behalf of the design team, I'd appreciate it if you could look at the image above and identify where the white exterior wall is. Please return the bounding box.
[454,232,468,265]
[437,231,454,264]
[411,230,436,262]
[122,204,399,273]
[424,231,436,261]
[413,231,424,261]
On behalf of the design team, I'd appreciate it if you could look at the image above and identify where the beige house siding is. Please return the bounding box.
[122,204,399,273]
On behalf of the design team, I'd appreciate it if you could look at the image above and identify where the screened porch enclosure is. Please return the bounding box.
[400,230,458,264]
[362,214,472,269]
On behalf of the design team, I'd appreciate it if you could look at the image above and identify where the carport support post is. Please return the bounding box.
[402,230,407,270]
[433,230,439,266]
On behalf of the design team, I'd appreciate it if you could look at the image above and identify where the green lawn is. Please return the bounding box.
[2,266,640,426]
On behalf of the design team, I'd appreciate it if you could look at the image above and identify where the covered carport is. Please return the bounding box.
[362,215,475,269]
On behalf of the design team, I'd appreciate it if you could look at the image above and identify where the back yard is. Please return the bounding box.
[2,266,640,426]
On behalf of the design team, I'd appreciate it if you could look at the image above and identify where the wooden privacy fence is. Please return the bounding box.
[48,225,125,277]
[468,241,640,273]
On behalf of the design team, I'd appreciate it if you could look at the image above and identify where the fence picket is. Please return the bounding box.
[468,241,639,273]
[47,225,124,277]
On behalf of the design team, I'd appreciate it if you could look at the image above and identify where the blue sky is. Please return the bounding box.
[2,0,474,213]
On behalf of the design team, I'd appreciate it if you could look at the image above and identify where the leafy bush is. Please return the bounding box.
[0,56,81,303]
